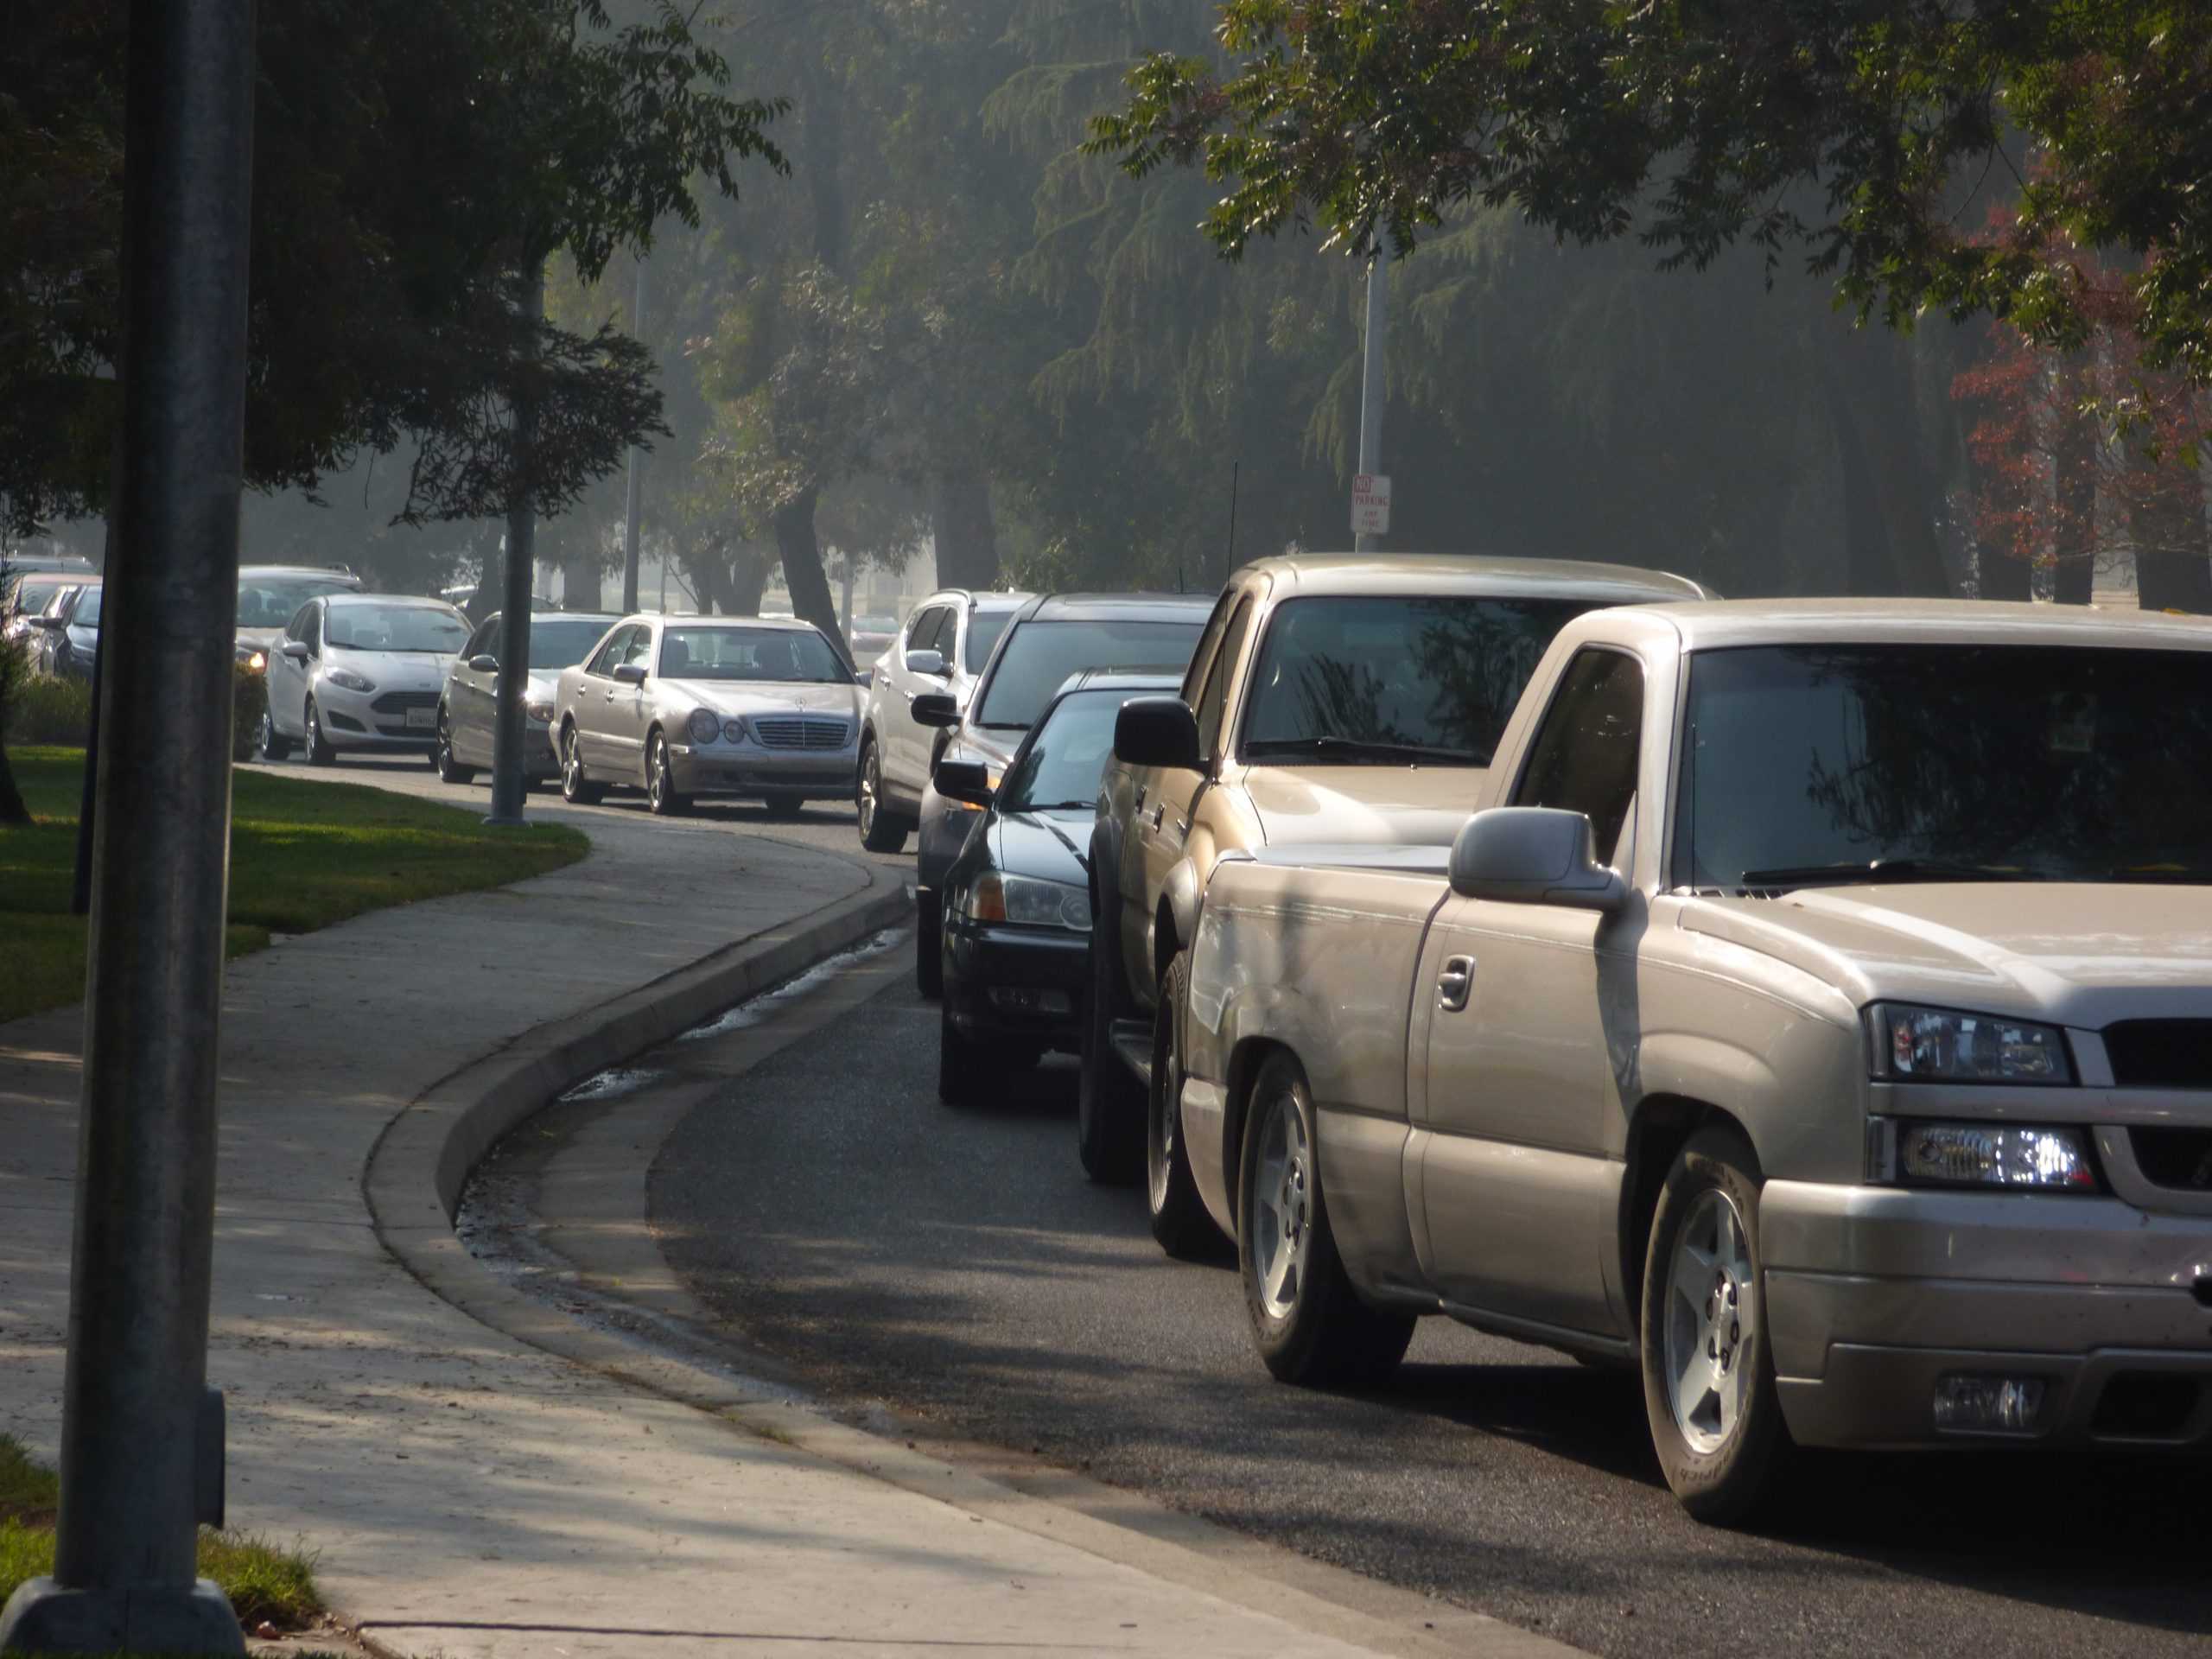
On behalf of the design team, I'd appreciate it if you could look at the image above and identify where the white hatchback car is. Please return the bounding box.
[260,593,471,764]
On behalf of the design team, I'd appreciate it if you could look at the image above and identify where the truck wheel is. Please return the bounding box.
[938,1003,1001,1106]
[1076,931,1142,1185]
[1238,1052,1414,1388]
[856,739,910,851]
[1147,953,1217,1257]
[1639,1123,1792,1525]
[915,890,944,998]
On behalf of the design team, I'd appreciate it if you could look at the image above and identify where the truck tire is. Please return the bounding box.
[1237,1052,1414,1388]
[856,737,911,851]
[1147,952,1217,1257]
[1639,1122,1792,1525]
[1077,931,1142,1185]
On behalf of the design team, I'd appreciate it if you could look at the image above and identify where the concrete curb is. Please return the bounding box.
[362,850,911,1236]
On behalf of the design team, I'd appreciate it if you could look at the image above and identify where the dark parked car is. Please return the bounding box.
[33,580,103,679]
[936,671,1182,1104]
[912,592,1212,997]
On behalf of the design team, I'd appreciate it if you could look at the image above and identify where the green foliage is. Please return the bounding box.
[2,664,92,747]
[1091,0,2212,387]
[232,662,268,760]
[0,0,787,535]
[0,748,588,1021]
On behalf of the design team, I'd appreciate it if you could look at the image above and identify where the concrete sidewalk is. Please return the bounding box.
[0,800,1529,1658]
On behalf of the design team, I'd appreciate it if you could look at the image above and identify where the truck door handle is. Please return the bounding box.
[1149,804,1165,830]
[1438,956,1474,1013]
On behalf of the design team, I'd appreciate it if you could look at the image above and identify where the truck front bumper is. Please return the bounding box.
[1761,1181,2212,1450]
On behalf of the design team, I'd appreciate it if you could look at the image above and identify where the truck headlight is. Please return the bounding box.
[1870,1120,2100,1192]
[1867,1002,2072,1084]
[687,708,721,744]
[962,873,1090,931]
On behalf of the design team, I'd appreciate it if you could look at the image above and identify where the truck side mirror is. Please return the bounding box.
[933,758,994,808]
[1114,696,1200,771]
[912,691,960,728]
[1448,807,1624,913]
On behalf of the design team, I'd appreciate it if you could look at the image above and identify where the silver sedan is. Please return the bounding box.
[551,613,867,817]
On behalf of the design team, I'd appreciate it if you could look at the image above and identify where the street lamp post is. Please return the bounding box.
[620,259,645,615]
[1353,240,1389,554]
[0,0,256,1649]
[486,260,544,826]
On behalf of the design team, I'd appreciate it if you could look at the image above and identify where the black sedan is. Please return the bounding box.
[935,671,1180,1105]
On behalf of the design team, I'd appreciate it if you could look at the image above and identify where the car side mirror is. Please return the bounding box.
[1448,807,1625,913]
[468,652,499,673]
[28,614,62,631]
[1115,696,1201,771]
[613,662,647,687]
[934,759,994,809]
[855,666,873,686]
[912,691,959,729]
[904,648,948,679]
[281,639,310,661]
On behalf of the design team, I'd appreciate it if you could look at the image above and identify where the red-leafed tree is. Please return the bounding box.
[1954,212,2209,610]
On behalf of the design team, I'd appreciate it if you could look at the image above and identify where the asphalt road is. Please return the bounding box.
[238,746,916,874]
[642,961,2212,1659]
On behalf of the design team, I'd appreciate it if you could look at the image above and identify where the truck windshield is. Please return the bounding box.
[1242,595,1593,766]
[974,619,1205,729]
[1680,644,2212,892]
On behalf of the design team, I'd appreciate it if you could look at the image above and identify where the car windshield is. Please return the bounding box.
[326,604,467,652]
[965,609,1014,672]
[1680,644,2212,891]
[1000,688,1148,812]
[660,626,846,683]
[974,618,1205,729]
[238,576,354,627]
[525,617,615,670]
[1242,595,1596,766]
[71,587,103,627]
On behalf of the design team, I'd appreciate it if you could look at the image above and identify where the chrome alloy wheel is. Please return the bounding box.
[1663,1186,1757,1456]
[563,728,584,793]
[1250,1089,1313,1321]
[856,743,880,836]
[648,733,671,810]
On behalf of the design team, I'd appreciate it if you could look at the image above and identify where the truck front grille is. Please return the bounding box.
[2102,1020,2212,1088]
[2128,1127,2212,1191]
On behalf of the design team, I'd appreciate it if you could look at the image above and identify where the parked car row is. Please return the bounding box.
[906,556,2212,1526]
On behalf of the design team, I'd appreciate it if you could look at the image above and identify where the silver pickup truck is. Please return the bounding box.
[1168,598,2212,1522]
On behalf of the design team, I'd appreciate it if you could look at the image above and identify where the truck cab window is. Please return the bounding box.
[1512,648,1643,866]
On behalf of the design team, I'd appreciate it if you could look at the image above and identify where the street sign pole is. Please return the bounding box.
[0,0,256,1649]
[620,258,645,615]
[486,260,543,826]
[1353,237,1390,553]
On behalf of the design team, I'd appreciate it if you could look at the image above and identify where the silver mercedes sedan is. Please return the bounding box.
[551,613,867,817]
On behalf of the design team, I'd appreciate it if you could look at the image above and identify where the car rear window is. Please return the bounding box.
[973,618,1205,729]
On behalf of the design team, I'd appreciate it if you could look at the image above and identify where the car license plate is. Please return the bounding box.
[405,707,436,730]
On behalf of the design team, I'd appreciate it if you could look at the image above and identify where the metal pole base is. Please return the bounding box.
[0,1575,245,1656]
[480,812,528,829]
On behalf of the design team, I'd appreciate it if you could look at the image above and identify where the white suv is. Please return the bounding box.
[854,588,1029,851]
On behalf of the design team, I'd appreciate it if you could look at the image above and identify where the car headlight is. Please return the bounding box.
[326,668,375,693]
[524,699,554,724]
[1870,1119,2100,1192]
[961,872,1091,931]
[240,649,267,673]
[1867,1002,2072,1085]
[687,708,721,745]
[722,716,748,744]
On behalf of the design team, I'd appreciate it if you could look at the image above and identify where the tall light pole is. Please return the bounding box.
[1353,240,1391,553]
[1,0,255,1649]
[620,258,645,614]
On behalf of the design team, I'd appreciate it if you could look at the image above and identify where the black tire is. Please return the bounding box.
[1638,1123,1792,1526]
[762,790,806,819]
[256,709,290,762]
[559,724,604,805]
[1147,952,1217,1257]
[915,889,944,998]
[1076,926,1144,1185]
[856,738,910,852]
[435,713,474,783]
[937,1001,1003,1106]
[1237,1052,1415,1389]
[645,729,689,817]
[302,697,334,766]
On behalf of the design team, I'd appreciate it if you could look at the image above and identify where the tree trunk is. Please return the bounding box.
[774,486,847,661]
[0,745,27,827]
[1978,545,2033,601]
[1821,327,1954,597]
[2050,402,2097,605]
[727,547,772,615]
[931,465,1000,589]
[2132,457,2212,613]
[560,547,601,612]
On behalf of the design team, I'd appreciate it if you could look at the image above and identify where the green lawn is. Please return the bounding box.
[0,1433,323,1631]
[0,747,588,1024]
